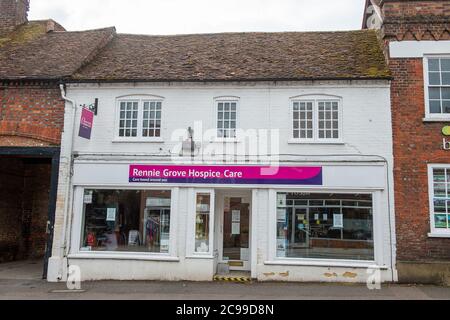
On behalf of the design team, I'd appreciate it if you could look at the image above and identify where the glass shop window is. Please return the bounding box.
[276,193,374,261]
[81,189,171,253]
[195,193,211,253]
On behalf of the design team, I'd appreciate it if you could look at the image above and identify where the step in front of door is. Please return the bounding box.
[213,275,252,283]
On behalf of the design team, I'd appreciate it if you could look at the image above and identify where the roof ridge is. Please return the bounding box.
[52,26,116,34]
[115,29,373,38]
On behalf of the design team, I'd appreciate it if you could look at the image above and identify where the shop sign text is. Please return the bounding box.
[129,165,323,185]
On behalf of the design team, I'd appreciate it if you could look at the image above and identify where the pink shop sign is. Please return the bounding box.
[129,165,323,186]
[78,108,94,140]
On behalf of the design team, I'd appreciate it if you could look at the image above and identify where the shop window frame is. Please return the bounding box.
[186,189,215,258]
[427,164,450,238]
[70,186,180,260]
[267,189,384,268]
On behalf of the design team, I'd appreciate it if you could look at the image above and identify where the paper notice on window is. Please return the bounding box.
[232,222,240,235]
[277,209,286,221]
[106,208,116,221]
[232,210,241,222]
[333,214,343,228]
[314,213,319,220]
[323,214,328,221]
[83,191,93,204]
[277,194,287,207]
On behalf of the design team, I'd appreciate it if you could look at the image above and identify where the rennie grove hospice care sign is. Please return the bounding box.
[79,108,94,140]
[129,165,323,185]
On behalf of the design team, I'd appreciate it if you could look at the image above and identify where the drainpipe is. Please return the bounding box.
[57,83,77,281]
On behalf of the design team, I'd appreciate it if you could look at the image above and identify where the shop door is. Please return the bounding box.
[222,197,250,271]
[293,207,309,248]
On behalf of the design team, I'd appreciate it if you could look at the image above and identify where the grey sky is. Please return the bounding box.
[29,0,366,35]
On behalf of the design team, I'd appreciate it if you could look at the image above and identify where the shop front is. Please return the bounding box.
[63,161,395,283]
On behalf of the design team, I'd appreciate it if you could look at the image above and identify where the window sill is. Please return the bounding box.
[185,255,215,260]
[264,259,385,269]
[288,139,345,145]
[210,138,241,144]
[68,252,180,262]
[423,117,450,123]
[112,138,164,143]
[428,232,450,238]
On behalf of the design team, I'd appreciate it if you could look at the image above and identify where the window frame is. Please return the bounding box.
[290,96,343,144]
[268,189,382,267]
[187,189,216,257]
[428,164,450,237]
[71,186,180,259]
[423,55,450,120]
[214,97,240,142]
[114,96,165,142]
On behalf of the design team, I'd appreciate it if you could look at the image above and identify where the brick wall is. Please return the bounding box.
[381,0,450,41]
[382,1,449,18]
[0,0,29,35]
[0,158,51,262]
[390,57,450,262]
[0,82,64,146]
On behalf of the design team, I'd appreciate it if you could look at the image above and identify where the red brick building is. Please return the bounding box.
[0,0,115,278]
[364,0,450,285]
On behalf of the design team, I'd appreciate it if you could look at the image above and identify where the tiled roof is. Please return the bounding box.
[0,21,116,80]
[72,29,390,82]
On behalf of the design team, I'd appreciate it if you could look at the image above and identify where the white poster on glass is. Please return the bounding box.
[106,208,116,221]
[232,210,241,222]
[333,214,344,228]
[232,222,240,235]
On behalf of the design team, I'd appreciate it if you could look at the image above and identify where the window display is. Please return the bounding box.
[195,194,211,253]
[81,189,171,253]
[276,193,374,261]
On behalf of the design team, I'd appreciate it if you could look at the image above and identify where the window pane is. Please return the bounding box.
[442,72,450,85]
[435,214,447,228]
[82,190,171,253]
[434,199,446,213]
[430,100,442,113]
[433,169,446,182]
[442,88,450,100]
[429,87,441,100]
[195,194,211,253]
[441,59,450,72]
[443,100,450,114]
[429,72,441,85]
[428,59,440,72]
[276,193,374,261]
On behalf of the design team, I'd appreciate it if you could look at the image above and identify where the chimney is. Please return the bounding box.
[0,0,30,35]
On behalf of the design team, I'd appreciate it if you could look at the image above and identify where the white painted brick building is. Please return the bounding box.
[47,31,397,283]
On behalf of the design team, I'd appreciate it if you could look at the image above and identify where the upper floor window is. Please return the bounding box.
[216,100,237,138]
[292,98,341,142]
[426,57,450,116]
[117,98,163,139]
[429,166,450,236]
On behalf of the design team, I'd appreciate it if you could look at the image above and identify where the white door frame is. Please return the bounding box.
[215,189,252,272]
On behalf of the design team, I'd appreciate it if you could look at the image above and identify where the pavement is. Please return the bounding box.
[0,260,449,300]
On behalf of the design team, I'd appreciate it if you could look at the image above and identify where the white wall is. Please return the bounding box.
[66,80,392,160]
